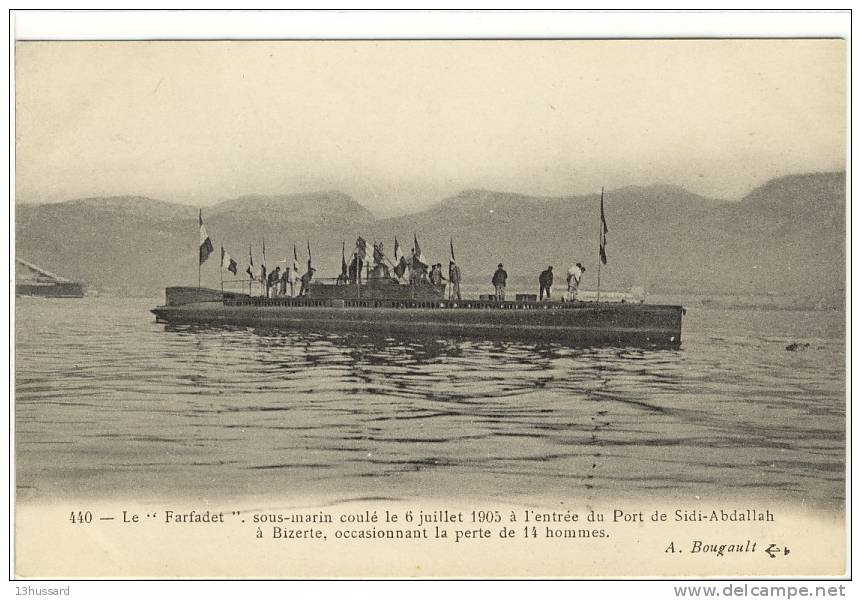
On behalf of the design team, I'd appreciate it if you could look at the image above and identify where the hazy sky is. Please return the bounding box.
[15,39,845,215]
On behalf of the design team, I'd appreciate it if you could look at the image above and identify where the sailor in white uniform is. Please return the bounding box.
[566,263,585,301]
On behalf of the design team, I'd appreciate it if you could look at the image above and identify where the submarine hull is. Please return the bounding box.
[152,288,683,348]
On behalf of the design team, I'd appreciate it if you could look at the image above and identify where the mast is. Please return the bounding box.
[261,237,267,297]
[597,187,603,303]
[291,243,298,298]
[198,209,202,289]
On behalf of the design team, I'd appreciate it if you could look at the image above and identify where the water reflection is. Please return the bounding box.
[14,299,845,510]
[160,323,688,407]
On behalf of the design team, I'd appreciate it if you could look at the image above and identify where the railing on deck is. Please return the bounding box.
[223,294,633,311]
[221,276,344,297]
[219,277,647,311]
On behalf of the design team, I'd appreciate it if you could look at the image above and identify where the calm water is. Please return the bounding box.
[14,297,845,510]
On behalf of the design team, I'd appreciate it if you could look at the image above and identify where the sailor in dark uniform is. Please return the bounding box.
[539,266,553,301]
[349,253,361,284]
[267,266,281,297]
[492,264,508,301]
[430,263,446,286]
[300,267,315,296]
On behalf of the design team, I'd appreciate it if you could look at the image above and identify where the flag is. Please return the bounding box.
[393,237,407,279]
[450,237,456,263]
[289,244,300,283]
[413,234,428,267]
[260,238,267,281]
[246,245,255,280]
[221,246,238,275]
[198,209,214,265]
[307,240,312,271]
[599,187,609,265]
[373,241,384,266]
[395,238,407,279]
[341,241,348,278]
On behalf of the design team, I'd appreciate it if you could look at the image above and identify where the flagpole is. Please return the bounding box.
[197,209,202,289]
[220,247,224,294]
[292,243,298,298]
[597,187,603,303]
[449,237,454,300]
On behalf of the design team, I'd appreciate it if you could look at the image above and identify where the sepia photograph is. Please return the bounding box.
[10,10,849,583]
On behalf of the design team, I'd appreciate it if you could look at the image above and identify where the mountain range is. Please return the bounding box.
[15,172,845,299]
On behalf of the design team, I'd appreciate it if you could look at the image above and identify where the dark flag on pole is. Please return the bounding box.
[246,245,255,280]
[199,209,214,264]
[599,188,609,265]
[221,246,238,275]
[413,234,428,267]
[289,244,300,285]
[307,240,312,271]
[393,237,407,279]
[260,238,267,282]
[341,241,348,279]
[450,237,456,262]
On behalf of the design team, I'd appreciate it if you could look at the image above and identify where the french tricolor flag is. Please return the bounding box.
[221,246,238,275]
[199,209,214,265]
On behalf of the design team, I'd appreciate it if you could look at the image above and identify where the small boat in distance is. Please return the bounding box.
[16,258,85,298]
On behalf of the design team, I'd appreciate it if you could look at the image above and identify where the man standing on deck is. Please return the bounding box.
[448,260,462,301]
[349,252,360,284]
[430,263,446,286]
[492,263,508,301]
[299,267,315,296]
[260,263,268,297]
[280,267,289,295]
[410,249,428,283]
[539,266,554,301]
[567,263,586,301]
[267,266,281,297]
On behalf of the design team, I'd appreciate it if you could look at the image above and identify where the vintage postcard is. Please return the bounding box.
[12,26,848,580]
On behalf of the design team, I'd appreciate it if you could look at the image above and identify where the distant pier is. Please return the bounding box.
[15,258,85,298]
